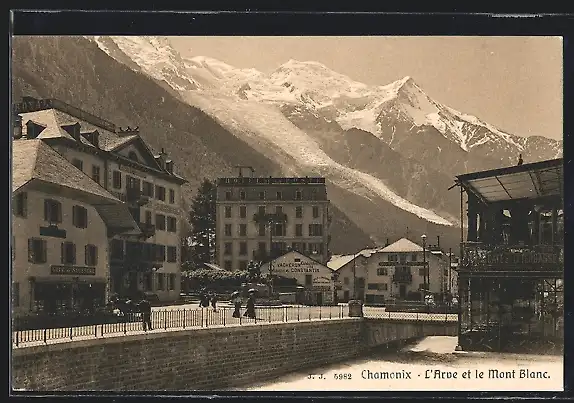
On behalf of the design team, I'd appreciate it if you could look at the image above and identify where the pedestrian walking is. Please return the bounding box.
[138,295,152,331]
[231,291,242,318]
[243,289,256,319]
[211,293,218,312]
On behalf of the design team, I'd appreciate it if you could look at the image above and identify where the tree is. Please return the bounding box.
[187,178,216,267]
[247,260,262,282]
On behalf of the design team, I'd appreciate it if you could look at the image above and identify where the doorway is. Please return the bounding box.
[316,292,323,306]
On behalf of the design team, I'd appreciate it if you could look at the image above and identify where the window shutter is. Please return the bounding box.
[72,206,77,227]
[22,193,28,217]
[85,244,89,265]
[94,246,98,266]
[57,202,62,223]
[83,208,88,228]
[28,239,34,263]
[42,240,47,263]
[44,200,49,221]
[72,243,76,264]
[61,242,65,264]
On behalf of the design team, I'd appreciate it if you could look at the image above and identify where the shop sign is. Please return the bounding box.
[275,260,321,273]
[312,285,331,292]
[50,265,96,276]
[378,261,427,266]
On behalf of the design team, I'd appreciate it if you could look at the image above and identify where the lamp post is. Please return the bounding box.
[268,215,274,297]
[421,234,427,303]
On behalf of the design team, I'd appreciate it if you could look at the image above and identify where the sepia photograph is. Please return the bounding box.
[10,26,565,394]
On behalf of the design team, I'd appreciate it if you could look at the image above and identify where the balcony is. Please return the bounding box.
[126,187,150,206]
[461,242,564,274]
[392,273,413,283]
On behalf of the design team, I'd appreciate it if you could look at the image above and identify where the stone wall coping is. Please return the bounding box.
[12,317,362,357]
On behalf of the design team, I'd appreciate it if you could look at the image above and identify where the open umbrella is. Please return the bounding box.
[231,291,240,297]
[248,288,256,293]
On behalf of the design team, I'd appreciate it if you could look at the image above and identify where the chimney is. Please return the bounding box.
[13,115,23,139]
[165,160,174,174]
[385,238,389,246]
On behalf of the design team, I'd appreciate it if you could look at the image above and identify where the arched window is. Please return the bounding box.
[128,151,139,162]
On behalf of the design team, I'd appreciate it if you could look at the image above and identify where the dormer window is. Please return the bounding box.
[62,123,81,141]
[25,120,46,139]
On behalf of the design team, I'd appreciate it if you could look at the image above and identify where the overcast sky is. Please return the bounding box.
[170,36,563,141]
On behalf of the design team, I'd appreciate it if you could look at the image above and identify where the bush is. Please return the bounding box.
[181,268,250,292]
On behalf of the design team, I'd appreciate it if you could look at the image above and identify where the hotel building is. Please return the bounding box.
[215,168,331,271]
[12,97,187,308]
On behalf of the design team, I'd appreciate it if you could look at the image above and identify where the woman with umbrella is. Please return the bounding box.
[243,288,257,319]
[231,291,242,318]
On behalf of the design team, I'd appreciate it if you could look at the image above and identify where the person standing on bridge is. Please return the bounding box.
[138,295,152,331]
[231,291,242,318]
[211,293,218,312]
[244,289,256,319]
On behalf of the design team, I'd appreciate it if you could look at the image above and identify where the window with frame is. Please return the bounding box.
[276,191,283,200]
[142,181,154,197]
[295,224,303,237]
[312,206,319,218]
[225,224,232,236]
[275,206,283,215]
[225,206,232,218]
[239,224,247,236]
[85,244,98,266]
[224,242,233,255]
[377,267,388,276]
[61,242,76,265]
[239,241,248,256]
[258,205,266,215]
[144,273,153,291]
[72,205,88,228]
[155,185,166,201]
[12,282,19,307]
[167,216,177,232]
[225,191,232,200]
[89,166,101,185]
[399,254,407,264]
[295,190,302,200]
[388,254,398,262]
[224,260,232,270]
[169,273,176,290]
[112,171,122,189]
[156,245,166,262]
[156,214,166,231]
[310,189,318,200]
[157,273,165,291]
[44,199,62,223]
[418,267,427,276]
[110,239,124,260]
[258,223,266,236]
[28,238,47,263]
[239,191,246,200]
[308,224,323,236]
[167,246,177,262]
[411,253,418,262]
[72,158,83,171]
[145,211,152,225]
[239,206,247,218]
[295,206,303,218]
[238,260,248,271]
[273,223,285,237]
[169,189,175,204]
[14,192,27,217]
[305,274,313,286]
[258,191,265,200]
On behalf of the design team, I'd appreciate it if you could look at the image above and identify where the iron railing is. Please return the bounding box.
[363,306,458,322]
[12,305,347,347]
[461,242,564,271]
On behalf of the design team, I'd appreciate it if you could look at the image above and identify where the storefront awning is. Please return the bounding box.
[456,158,562,204]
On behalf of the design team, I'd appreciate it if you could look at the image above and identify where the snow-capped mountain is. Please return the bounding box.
[81,36,562,249]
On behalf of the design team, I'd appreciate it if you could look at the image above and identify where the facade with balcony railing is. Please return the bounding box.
[13,97,188,304]
[455,157,563,353]
[215,168,331,271]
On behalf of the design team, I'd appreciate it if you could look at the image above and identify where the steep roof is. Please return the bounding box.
[12,139,118,201]
[327,248,380,271]
[380,238,424,253]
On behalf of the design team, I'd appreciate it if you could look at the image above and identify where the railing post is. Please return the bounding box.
[201,308,204,327]
[123,318,127,335]
[297,305,300,321]
[164,310,167,330]
[43,328,47,344]
[319,305,322,320]
[223,308,226,326]
[268,308,271,323]
[329,306,332,319]
[69,326,73,340]
[15,331,19,347]
[101,323,104,337]
[183,308,186,329]
[94,324,98,338]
